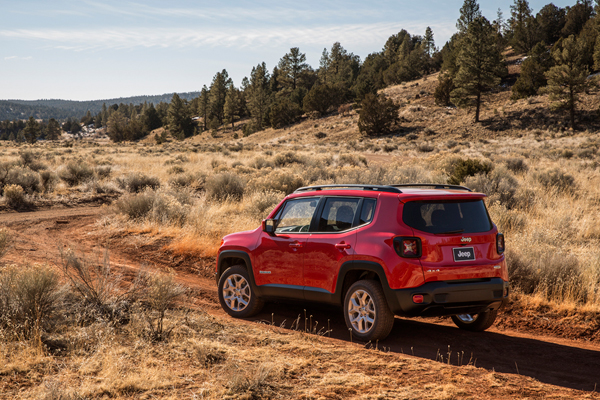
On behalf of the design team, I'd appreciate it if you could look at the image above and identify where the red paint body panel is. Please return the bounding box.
[304,231,356,292]
[252,232,310,286]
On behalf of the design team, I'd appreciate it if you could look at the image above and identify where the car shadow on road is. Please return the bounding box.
[252,302,600,392]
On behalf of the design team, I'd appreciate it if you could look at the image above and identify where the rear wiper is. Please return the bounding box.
[437,229,464,234]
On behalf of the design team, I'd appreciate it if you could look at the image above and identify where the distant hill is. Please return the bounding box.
[0,92,201,121]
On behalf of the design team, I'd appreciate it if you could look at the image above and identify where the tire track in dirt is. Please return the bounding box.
[2,207,599,392]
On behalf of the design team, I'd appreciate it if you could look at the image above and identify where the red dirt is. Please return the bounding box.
[2,207,600,392]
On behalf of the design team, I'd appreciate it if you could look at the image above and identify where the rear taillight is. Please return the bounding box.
[496,233,505,254]
[393,237,422,258]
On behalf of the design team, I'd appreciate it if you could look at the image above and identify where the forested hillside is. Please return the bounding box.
[0,92,200,121]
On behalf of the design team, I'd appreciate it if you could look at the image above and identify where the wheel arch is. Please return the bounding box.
[217,250,259,291]
[336,261,399,312]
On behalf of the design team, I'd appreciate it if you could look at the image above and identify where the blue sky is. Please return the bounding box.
[0,0,575,101]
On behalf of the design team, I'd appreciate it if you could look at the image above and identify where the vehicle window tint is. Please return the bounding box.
[403,200,492,234]
[275,198,318,233]
[359,198,377,225]
[317,198,360,232]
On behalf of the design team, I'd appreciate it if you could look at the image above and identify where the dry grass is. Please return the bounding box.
[0,306,593,399]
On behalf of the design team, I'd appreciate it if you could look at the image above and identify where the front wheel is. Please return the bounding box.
[218,265,264,318]
[343,280,395,342]
[451,309,498,332]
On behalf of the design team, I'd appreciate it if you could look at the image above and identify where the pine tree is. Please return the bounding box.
[167,93,194,139]
[424,27,435,57]
[246,63,271,131]
[224,85,241,130]
[197,85,210,131]
[23,117,40,144]
[509,0,538,53]
[542,35,589,128]
[107,111,127,142]
[536,3,566,45]
[511,42,552,99]
[457,0,482,34]
[357,93,400,137]
[451,16,506,122]
[561,0,594,38]
[209,70,231,125]
[278,47,309,90]
[46,118,61,141]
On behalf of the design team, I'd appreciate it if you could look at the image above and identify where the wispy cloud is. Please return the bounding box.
[0,23,435,52]
[4,55,32,60]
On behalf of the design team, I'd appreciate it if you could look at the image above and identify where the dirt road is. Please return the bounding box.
[2,207,599,393]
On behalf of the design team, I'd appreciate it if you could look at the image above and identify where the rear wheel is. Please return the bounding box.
[218,265,264,318]
[343,280,395,342]
[451,309,498,332]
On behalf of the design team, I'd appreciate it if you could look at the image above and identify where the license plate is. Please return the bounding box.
[453,247,475,262]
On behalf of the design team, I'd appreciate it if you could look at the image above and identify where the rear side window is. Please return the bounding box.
[359,198,377,225]
[317,198,360,232]
[403,200,492,234]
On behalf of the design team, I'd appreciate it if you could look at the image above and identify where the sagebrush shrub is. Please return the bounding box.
[3,184,28,209]
[115,192,156,219]
[249,171,304,195]
[0,228,11,260]
[205,173,245,201]
[40,171,59,193]
[245,190,285,219]
[274,151,304,167]
[535,168,576,193]
[117,173,161,193]
[58,161,94,186]
[504,157,528,173]
[6,167,41,194]
[464,166,518,208]
[94,165,112,179]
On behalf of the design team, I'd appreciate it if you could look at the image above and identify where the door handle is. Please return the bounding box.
[335,243,351,250]
[289,242,303,248]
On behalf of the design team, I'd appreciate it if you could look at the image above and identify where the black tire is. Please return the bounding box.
[451,309,498,332]
[218,265,264,318]
[343,280,395,342]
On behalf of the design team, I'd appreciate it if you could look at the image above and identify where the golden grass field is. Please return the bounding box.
[2,72,600,398]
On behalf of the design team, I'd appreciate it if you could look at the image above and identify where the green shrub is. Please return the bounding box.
[446,158,493,185]
[464,166,518,208]
[205,173,245,201]
[58,161,94,186]
[249,171,304,195]
[358,93,400,137]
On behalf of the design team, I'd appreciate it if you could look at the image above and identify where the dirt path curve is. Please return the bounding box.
[2,207,599,393]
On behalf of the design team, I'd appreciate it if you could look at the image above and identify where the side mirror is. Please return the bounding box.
[262,219,275,235]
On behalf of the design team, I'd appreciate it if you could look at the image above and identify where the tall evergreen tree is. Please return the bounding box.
[424,27,435,56]
[510,0,538,53]
[167,93,194,139]
[536,3,566,45]
[511,42,552,99]
[247,63,271,131]
[451,16,506,122]
[23,117,40,144]
[562,0,594,38]
[197,85,210,131]
[278,47,309,90]
[46,118,61,141]
[542,35,589,128]
[208,70,231,125]
[224,85,241,130]
[457,0,482,33]
[107,111,127,142]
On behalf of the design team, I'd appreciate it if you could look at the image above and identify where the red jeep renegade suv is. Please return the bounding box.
[216,184,508,341]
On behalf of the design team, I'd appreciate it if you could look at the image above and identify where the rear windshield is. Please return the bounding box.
[402,200,492,234]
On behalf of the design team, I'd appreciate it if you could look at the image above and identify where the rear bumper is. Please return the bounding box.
[387,278,509,317]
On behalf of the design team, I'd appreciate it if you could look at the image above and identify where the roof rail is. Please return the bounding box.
[294,184,402,194]
[389,183,472,192]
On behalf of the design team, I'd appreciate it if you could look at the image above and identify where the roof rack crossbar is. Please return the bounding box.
[388,183,472,192]
[294,184,402,194]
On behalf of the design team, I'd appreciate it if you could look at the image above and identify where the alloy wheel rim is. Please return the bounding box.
[348,289,376,333]
[222,274,251,312]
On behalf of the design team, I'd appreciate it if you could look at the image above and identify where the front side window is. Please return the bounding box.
[403,200,492,234]
[317,198,361,232]
[275,198,318,233]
